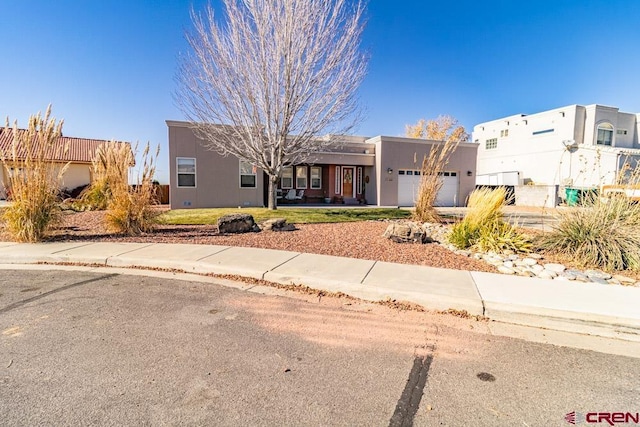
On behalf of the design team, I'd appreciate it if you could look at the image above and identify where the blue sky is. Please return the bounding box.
[2,0,639,183]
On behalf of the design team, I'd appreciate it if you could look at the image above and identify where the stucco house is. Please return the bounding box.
[167,120,478,209]
[0,127,131,199]
[473,104,640,189]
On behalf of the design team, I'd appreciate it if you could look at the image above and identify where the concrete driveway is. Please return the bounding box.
[436,206,561,231]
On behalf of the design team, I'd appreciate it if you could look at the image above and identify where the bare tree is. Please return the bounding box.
[176,0,368,209]
[405,115,469,143]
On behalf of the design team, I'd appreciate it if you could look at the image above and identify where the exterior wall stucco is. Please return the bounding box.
[168,123,264,209]
[372,136,477,207]
[61,163,91,191]
[474,104,640,188]
[0,162,91,199]
[167,121,477,208]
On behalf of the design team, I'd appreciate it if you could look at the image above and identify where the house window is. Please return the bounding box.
[335,167,341,193]
[357,167,363,194]
[177,157,196,188]
[239,160,256,188]
[596,123,613,146]
[296,166,307,189]
[500,129,509,137]
[310,166,321,189]
[485,138,498,149]
[617,129,628,135]
[281,167,293,189]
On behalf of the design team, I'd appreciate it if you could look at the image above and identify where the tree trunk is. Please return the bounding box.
[267,174,278,210]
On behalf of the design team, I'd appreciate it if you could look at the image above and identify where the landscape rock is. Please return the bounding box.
[518,270,536,277]
[420,223,448,243]
[544,263,566,273]
[522,258,538,266]
[574,274,591,283]
[217,213,260,234]
[590,277,610,285]
[558,271,576,281]
[383,222,426,244]
[261,218,297,232]
[497,266,516,275]
[613,274,636,284]
[537,270,556,279]
[585,270,612,280]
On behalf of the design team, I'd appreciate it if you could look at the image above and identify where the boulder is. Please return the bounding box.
[383,222,426,244]
[420,222,448,243]
[217,213,260,234]
[261,218,297,232]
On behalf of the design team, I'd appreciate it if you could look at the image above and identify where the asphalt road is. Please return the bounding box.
[1,269,638,426]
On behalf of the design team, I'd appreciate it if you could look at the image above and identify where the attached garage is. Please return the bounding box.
[397,170,459,207]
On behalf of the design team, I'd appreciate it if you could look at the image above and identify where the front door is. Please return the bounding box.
[342,167,355,198]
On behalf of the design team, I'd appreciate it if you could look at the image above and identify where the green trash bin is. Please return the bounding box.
[565,188,579,206]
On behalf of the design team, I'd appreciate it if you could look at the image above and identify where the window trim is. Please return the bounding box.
[281,166,293,189]
[310,166,322,189]
[596,123,614,146]
[176,157,196,188]
[239,160,257,188]
[295,166,308,189]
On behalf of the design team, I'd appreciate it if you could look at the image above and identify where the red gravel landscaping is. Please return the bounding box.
[5,210,497,274]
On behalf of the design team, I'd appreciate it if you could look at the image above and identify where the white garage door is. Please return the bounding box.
[397,170,459,207]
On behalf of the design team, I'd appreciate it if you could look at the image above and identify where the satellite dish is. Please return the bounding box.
[562,140,578,152]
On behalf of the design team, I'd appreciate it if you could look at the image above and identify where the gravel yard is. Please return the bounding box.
[4,210,497,274]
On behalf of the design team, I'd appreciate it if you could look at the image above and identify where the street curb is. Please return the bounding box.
[0,241,639,342]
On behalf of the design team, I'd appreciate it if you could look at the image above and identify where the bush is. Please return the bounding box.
[78,140,134,211]
[448,187,531,253]
[105,142,160,235]
[0,107,68,242]
[538,189,640,271]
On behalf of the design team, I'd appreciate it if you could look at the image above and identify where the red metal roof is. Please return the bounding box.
[0,128,131,163]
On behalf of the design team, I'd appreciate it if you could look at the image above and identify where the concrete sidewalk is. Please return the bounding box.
[0,241,638,342]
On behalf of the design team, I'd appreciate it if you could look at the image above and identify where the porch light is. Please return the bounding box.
[387,167,393,174]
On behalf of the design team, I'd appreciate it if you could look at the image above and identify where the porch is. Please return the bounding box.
[270,164,371,206]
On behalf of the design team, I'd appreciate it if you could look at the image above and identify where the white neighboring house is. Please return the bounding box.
[473,104,640,188]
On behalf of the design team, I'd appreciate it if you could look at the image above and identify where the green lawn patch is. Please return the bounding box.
[158,207,410,225]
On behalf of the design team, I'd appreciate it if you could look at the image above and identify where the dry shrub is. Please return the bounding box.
[0,107,68,242]
[408,115,468,223]
[105,143,160,235]
[413,138,459,222]
[79,141,133,210]
[449,187,531,253]
[539,165,640,271]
